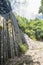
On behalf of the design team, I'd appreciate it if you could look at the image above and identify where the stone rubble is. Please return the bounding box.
[24,34,43,65]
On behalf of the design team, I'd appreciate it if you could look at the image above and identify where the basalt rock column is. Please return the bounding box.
[9,12,22,56]
[0,0,22,65]
[0,26,2,65]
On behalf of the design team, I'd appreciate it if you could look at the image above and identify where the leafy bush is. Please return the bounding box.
[0,25,2,31]
[25,29,30,36]
[16,15,43,40]
[40,32,43,39]
[18,43,27,54]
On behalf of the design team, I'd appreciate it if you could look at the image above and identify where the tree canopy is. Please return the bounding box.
[39,0,43,15]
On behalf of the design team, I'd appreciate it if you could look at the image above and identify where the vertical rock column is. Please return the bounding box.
[7,20,15,58]
[9,12,22,43]
[0,16,11,65]
[9,12,22,56]
[0,27,2,65]
[6,22,11,58]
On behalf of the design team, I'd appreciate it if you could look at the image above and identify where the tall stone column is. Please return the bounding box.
[0,27,2,65]
[9,12,22,56]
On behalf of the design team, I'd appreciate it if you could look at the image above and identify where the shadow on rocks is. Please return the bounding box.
[5,55,40,65]
[19,55,40,65]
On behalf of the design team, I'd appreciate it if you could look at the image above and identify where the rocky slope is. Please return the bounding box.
[23,33,43,65]
[5,33,43,65]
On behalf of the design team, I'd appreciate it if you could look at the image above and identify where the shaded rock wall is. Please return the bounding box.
[0,14,22,65]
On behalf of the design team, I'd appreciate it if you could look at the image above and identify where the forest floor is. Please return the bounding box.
[23,34,43,65]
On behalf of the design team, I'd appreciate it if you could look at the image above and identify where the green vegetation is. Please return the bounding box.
[39,0,43,13]
[16,15,43,40]
[0,25,3,30]
[39,0,43,17]
[18,43,27,54]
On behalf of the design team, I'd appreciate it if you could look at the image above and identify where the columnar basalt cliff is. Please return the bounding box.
[0,0,23,65]
[0,13,23,65]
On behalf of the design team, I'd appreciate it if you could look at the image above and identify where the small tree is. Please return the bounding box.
[39,0,43,18]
